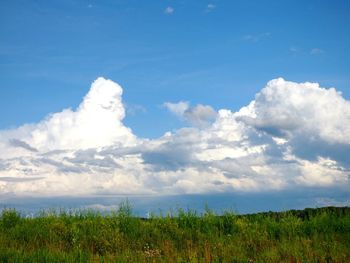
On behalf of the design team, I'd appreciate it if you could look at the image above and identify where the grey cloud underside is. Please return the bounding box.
[164,102,217,127]
[0,77,349,197]
[9,139,38,152]
[0,177,44,182]
[183,104,217,127]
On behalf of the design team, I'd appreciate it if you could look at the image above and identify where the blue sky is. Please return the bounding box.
[1,1,350,213]
[1,0,350,138]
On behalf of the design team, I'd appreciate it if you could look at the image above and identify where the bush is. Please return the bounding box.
[1,209,21,229]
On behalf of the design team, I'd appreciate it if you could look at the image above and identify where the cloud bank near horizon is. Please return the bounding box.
[0,77,349,197]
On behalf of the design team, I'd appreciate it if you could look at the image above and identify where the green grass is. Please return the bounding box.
[1,203,349,262]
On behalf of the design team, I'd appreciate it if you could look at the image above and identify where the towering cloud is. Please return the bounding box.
[0,78,135,157]
[237,78,350,167]
[238,78,350,144]
[0,77,349,197]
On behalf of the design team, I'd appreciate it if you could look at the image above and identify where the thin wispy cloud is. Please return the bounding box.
[289,47,325,56]
[289,46,299,53]
[164,6,174,15]
[243,32,271,42]
[205,4,216,13]
[310,48,324,55]
[125,103,147,116]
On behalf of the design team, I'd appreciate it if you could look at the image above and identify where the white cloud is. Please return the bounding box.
[125,103,146,116]
[0,77,136,155]
[164,101,217,127]
[0,77,349,198]
[207,4,216,9]
[237,78,350,145]
[290,46,298,53]
[243,32,271,42]
[184,104,217,127]
[310,48,324,55]
[163,101,189,117]
[296,157,348,186]
[164,6,174,15]
[205,4,216,12]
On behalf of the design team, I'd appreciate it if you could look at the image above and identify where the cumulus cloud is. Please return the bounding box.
[164,101,217,127]
[163,101,189,117]
[184,104,217,127]
[9,139,38,152]
[0,77,349,198]
[0,77,135,155]
[236,78,350,166]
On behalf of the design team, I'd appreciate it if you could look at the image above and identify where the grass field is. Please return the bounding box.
[1,203,349,262]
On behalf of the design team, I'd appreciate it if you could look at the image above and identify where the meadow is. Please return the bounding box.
[0,203,349,262]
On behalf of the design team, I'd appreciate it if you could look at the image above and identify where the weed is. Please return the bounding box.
[0,205,349,262]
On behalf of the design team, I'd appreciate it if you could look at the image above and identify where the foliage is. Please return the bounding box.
[0,205,349,262]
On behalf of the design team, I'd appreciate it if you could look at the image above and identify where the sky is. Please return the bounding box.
[1,0,350,214]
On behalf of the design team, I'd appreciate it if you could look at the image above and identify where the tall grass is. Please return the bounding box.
[1,204,349,262]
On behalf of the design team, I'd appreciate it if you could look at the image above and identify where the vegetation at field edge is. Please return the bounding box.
[0,203,349,262]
